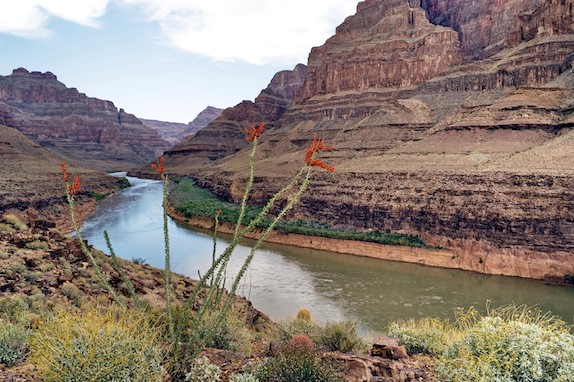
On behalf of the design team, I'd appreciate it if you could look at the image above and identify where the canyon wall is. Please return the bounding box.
[0,68,169,169]
[165,0,574,280]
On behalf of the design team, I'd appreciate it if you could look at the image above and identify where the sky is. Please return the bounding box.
[0,0,359,123]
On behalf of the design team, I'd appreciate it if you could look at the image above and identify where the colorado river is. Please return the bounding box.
[80,175,574,333]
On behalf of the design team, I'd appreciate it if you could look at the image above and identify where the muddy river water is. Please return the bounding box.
[80,176,574,334]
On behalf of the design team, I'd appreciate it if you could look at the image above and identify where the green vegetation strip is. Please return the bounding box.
[170,178,429,248]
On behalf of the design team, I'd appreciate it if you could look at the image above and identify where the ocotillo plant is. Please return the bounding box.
[61,123,336,379]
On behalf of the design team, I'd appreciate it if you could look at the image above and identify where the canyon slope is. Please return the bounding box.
[165,0,574,281]
[0,68,169,170]
[0,124,127,226]
[142,106,223,146]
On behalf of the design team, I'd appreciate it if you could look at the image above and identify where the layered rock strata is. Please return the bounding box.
[0,124,127,227]
[0,68,169,169]
[165,0,574,280]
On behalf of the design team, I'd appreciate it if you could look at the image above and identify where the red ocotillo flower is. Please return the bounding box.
[61,162,69,182]
[244,122,265,141]
[68,176,81,195]
[151,156,165,175]
[305,133,335,172]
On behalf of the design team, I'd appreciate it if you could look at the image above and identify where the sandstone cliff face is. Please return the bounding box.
[295,0,462,102]
[166,0,574,280]
[0,68,169,169]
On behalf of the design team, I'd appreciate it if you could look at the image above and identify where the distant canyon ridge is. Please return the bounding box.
[0,68,220,222]
[163,0,574,282]
[2,0,574,282]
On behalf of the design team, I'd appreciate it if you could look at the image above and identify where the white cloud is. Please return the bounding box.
[123,0,359,64]
[0,0,110,38]
[0,0,359,64]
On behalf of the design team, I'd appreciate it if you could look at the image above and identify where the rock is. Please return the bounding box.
[371,336,408,360]
[0,68,169,170]
[330,352,435,382]
[186,106,224,135]
[163,0,574,280]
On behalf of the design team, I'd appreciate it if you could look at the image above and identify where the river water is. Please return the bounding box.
[80,176,574,334]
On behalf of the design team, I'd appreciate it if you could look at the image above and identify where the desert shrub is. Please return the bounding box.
[6,262,26,275]
[185,356,221,382]
[29,304,165,382]
[0,321,30,367]
[438,308,574,382]
[387,317,457,355]
[3,214,28,231]
[230,372,260,382]
[38,262,54,272]
[25,240,49,250]
[0,297,28,323]
[204,309,253,356]
[255,334,344,382]
[131,256,147,264]
[318,320,364,353]
[60,282,84,306]
[0,223,14,232]
[281,316,323,341]
[296,308,312,321]
[0,251,9,259]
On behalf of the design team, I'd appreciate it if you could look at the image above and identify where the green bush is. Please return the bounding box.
[281,316,323,341]
[0,297,28,323]
[204,310,253,356]
[185,356,221,382]
[387,305,574,382]
[60,281,84,307]
[29,304,165,382]
[2,214,28,231]
[0,321,30,367]
[387,317,457,355]
[25,240,49,250]
[438,315,574,382]
[318,321,364,353]
[255,334,344,382]
[230,372,260,382]
[0,223,14,233]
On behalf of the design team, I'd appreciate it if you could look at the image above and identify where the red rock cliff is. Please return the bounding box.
[166,0,574,281]
[0,68,169,169]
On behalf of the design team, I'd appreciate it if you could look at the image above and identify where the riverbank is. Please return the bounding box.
[168,207,574,284]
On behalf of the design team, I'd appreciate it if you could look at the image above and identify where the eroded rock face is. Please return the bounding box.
[295,0,462,102]
[0,68,169,169]
[166,0,574,280]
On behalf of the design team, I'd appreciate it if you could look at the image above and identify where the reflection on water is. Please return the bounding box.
[81,176,574,333]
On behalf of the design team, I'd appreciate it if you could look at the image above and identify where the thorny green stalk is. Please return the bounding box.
[186,165,307,312]
[210,212,220,287]
[104,230,141,309]
[227,169,312,305]
[185,146,312,356]
[208,137,258,307]
[161,174,175,343]
[213,168,314,336]
[65,187,123,307]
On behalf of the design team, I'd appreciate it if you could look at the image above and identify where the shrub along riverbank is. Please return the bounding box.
[169,178,430,249]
